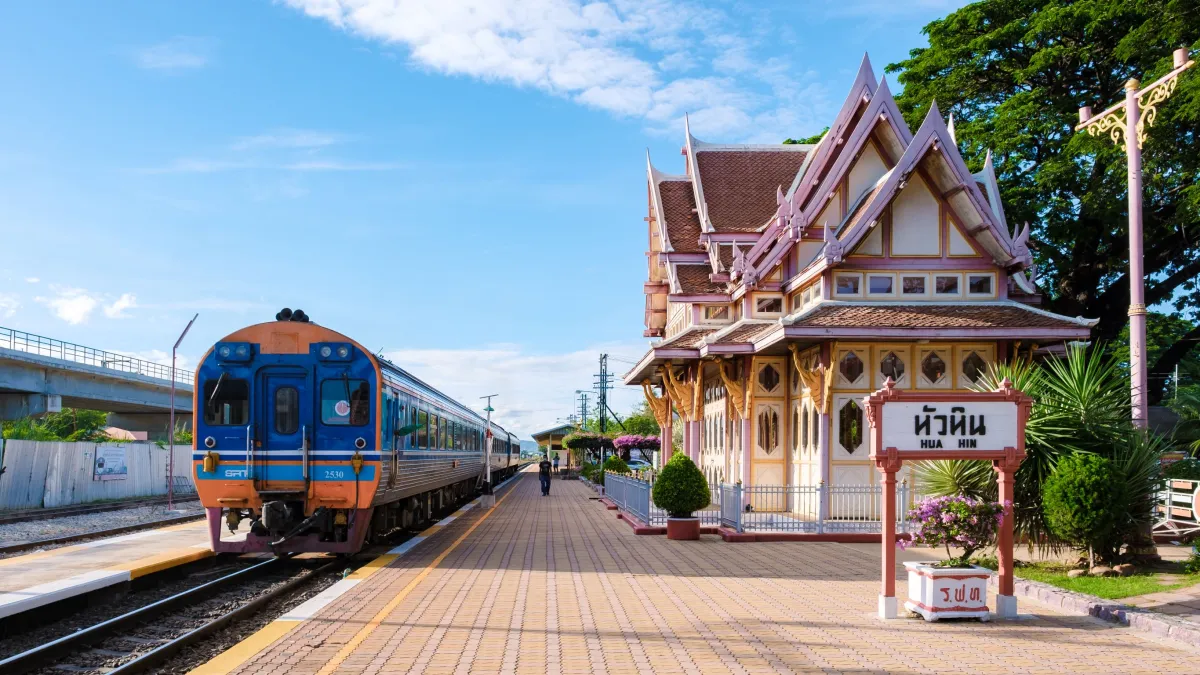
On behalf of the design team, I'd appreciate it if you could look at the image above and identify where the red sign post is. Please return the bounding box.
[865,377,1033,620]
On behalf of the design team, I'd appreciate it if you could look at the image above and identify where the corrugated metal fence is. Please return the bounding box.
[0,440,194,510]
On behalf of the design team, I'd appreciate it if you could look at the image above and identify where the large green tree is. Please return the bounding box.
[887,0,1200,403]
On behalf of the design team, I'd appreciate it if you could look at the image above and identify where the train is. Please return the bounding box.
[192,309,526,554]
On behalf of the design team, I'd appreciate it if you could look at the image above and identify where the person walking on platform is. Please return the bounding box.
[552,453,560,477]
[538,455,552,496]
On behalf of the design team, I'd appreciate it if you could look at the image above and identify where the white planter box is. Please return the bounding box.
[903,561,992,622]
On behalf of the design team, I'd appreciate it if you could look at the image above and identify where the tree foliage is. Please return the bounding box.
[2,409,111,442]
[887,0,1200,402]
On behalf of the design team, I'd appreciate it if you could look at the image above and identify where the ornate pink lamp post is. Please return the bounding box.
[1076,48,1194,428]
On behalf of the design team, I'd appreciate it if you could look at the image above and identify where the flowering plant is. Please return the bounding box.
[899,495,1005,568]
[613,435,661,452]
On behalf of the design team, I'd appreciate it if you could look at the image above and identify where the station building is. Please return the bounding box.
[623,56,1095,494]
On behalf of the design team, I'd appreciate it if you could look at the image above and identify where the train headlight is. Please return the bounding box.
[337,346,350,358]
[354,437,367,449]
[215,342,253,362]
[314,342,353,361]
[204,436,217,448]
[319,346,333,358]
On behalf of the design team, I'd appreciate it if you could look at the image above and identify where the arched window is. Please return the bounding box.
[757,408,779,454]
[838,400,863,454]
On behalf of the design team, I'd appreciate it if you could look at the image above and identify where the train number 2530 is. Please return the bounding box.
[322,469,348,480]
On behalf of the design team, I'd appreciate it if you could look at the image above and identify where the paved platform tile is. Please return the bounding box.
[219,473,1198,674]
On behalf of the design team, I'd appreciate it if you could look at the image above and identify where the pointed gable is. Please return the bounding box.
[658,180,703,253]
[832,101,1019,268]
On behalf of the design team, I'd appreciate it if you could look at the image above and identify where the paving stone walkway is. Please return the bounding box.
[228,473,1198,674]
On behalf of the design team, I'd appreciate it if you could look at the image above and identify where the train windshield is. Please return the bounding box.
[203,378,249,425]
[320,379,370,426]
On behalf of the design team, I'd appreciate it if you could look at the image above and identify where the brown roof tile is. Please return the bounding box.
[658,180,703,253]
[790,303,1088,329]
[675,264,726,295]
[696,149,808,233]
[709,322,776,345]
[659,328,714,349]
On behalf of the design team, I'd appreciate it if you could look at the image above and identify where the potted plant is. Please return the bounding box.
[651,453,710,540]
[898,495,1004,621]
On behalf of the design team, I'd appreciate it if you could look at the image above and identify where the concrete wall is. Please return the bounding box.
[0,440,194,510]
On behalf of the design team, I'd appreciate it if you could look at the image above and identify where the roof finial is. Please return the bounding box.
[947,113,957,145]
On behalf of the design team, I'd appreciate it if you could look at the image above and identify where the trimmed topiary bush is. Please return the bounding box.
[1043,453,1126,566]
[603,456,631,475]
[652,453,710,518]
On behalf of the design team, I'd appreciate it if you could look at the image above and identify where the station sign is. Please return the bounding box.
[880,400,1020,452]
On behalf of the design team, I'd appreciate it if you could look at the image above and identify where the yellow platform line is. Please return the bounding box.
[187,473,525,675]
[109,548,215,579]
[188,620,300,675]
[0,518,208,568]
[314,484,518,675]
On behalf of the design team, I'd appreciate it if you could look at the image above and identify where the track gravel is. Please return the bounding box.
[0,500,204,547]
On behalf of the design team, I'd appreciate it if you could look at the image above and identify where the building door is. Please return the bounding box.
[257,368,310,489]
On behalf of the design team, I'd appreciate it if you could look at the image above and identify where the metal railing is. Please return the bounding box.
[603,473,924,534]
[1154,478,1199,538]
[0,326,192,385]
[720,483,921,534]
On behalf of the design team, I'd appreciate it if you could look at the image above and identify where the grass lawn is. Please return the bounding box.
[974,558,1200,600]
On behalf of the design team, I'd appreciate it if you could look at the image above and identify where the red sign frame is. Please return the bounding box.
[864,377,1033,620]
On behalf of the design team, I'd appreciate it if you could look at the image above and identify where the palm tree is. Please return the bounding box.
[914,345,1161,552]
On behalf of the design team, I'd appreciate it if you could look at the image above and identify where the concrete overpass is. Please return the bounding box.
[0,326,192,436]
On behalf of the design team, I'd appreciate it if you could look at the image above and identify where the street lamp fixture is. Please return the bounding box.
[168,313,198,510]
[1075,47,1194,428]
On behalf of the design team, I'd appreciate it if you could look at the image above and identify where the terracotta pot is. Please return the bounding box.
[666,517,700,541]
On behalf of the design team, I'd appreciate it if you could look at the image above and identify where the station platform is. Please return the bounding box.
[0,519,217,619]
[192,470,1199,675]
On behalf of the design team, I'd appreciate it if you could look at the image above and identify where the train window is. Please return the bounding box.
[417,410,428,449]
[430,415,440,450]
[203,378,249,426]
[440,416,449,450]
[320,379,370,426]
[274,387,299,435]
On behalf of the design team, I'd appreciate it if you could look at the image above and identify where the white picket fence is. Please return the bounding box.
[0,439,194,510]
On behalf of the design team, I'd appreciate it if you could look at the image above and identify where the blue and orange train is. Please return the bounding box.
[192,310,524,554]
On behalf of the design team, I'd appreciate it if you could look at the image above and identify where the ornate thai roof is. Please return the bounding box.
[657,180,704,253]
[786,302,1095,330]
[658,327,715,349]
[692,146,810,233]
[674,264,726,296]
[706,321,776,345]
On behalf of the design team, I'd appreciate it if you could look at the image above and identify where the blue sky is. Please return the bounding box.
[0,0,967,436]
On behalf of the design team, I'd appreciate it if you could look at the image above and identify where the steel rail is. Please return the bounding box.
[107,560,339,674]
[0,558,290,674]
[0,513,205,555]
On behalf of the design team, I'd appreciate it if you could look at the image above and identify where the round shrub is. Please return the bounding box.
[1042,453,1125,564]
[603,456,631,475]
[652,453,710,518]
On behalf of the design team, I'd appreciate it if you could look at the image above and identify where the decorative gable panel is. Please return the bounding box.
[947,219,979,256]
[847,143,889,207]
[890,175,940,256]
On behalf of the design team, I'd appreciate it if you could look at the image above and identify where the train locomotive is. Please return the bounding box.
[192,310,523,554]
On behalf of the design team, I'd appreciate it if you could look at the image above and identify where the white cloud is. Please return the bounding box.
[381,342,649,438]
[136,157,406,174]
[230,129,343,151]
[24,277,39,284]
[282,0,830,141]
[134,36,216,72]
[36,287,100,324]
[104,293,137,319]
[0,293,19,319]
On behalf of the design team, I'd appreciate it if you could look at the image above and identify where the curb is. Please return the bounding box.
[997,576,1200,648]
[716,527,914,543]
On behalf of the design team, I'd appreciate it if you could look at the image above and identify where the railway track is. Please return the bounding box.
[0,494,200,526]
[0,513,206,556]
[0,556,340,674]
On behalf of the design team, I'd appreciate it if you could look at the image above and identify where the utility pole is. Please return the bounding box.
[593,354,613,434]
[168,313,198,511]
[480,394,498,508]
[1076,47,1194,428]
